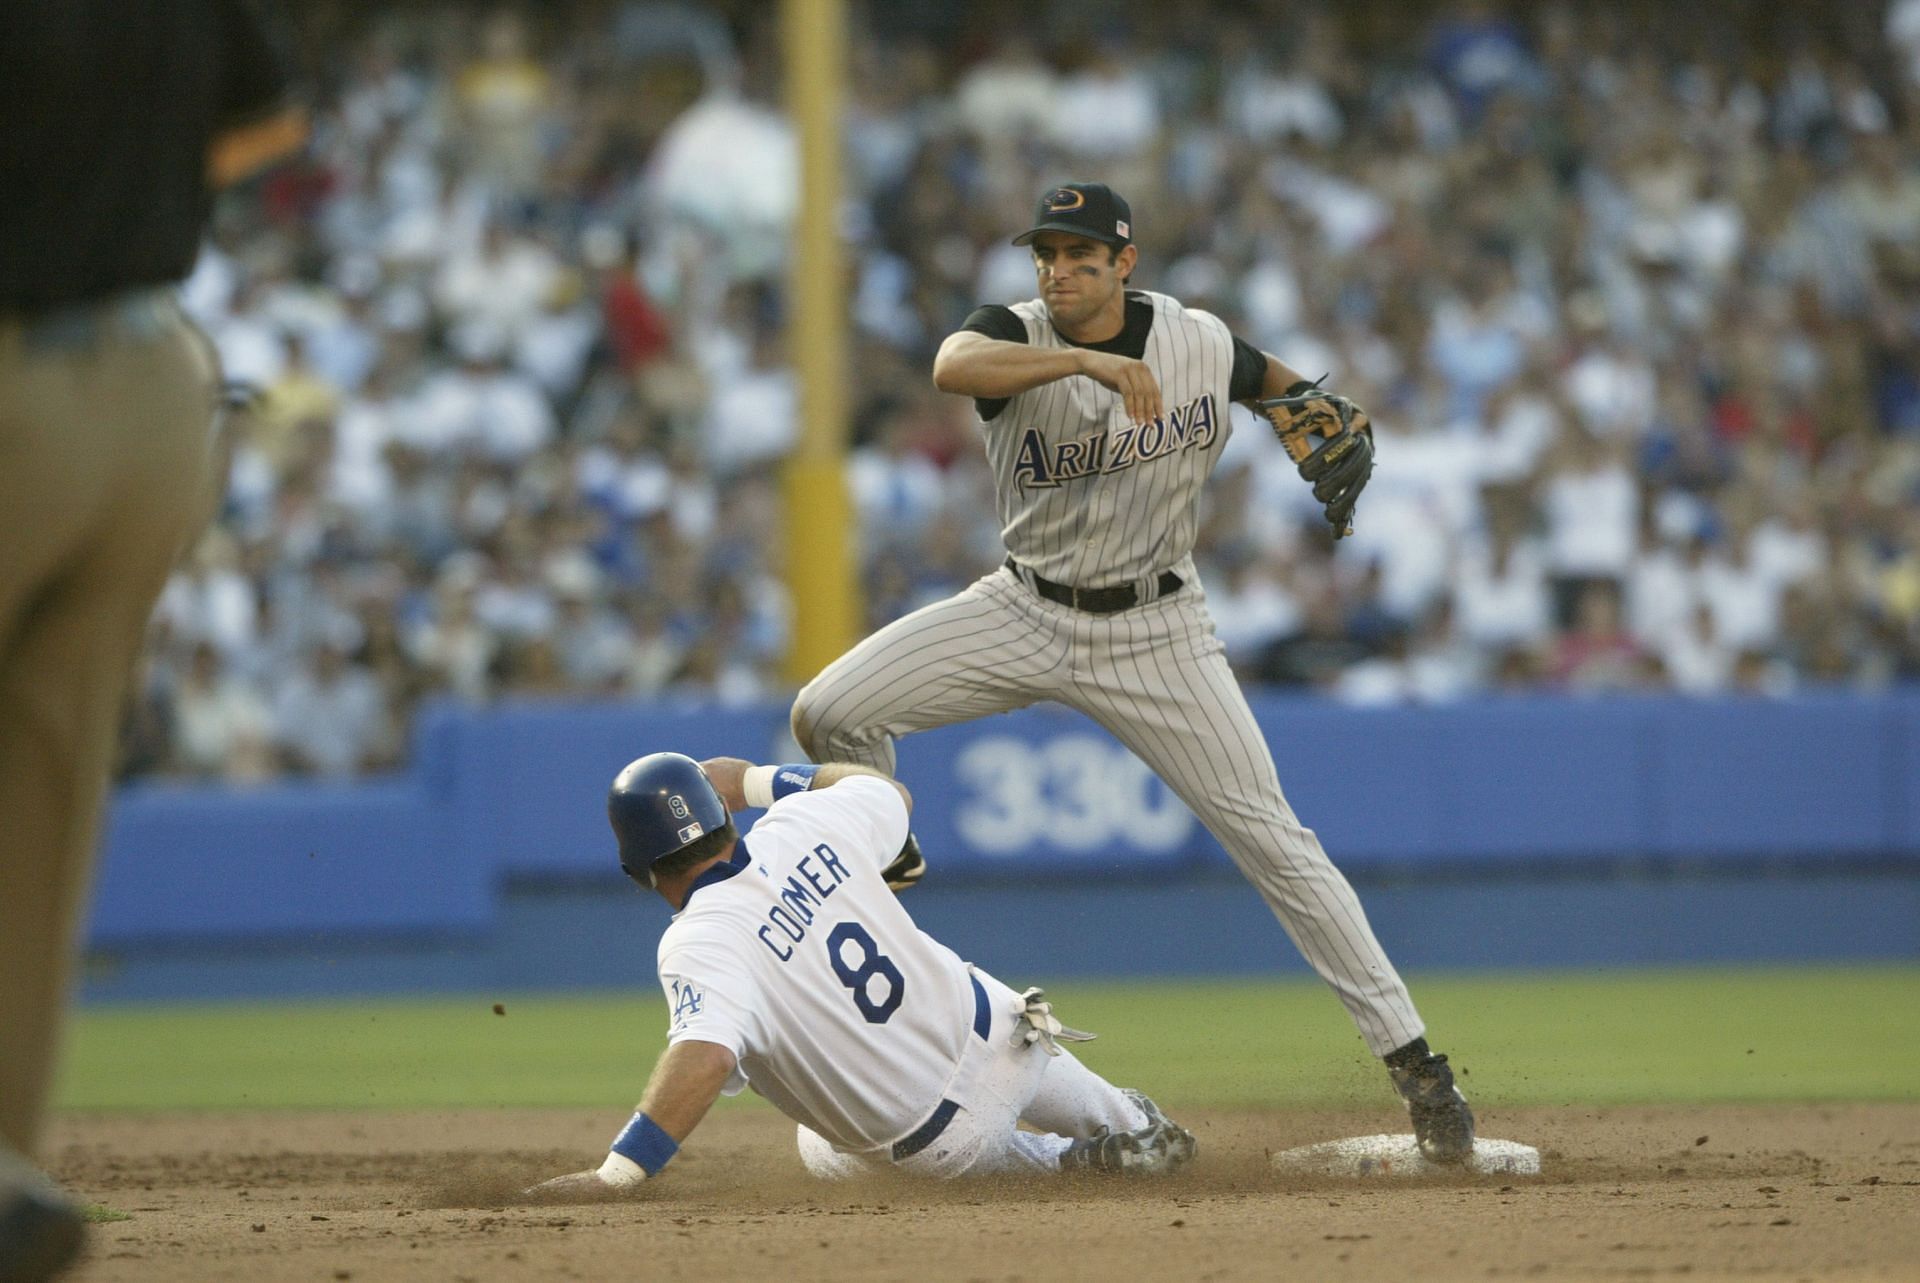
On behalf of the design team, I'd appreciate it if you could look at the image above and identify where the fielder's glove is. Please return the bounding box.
[1255,379,1375,538]
[880,833,927,892]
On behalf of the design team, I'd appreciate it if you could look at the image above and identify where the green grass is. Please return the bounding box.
[55,966,1920,1114]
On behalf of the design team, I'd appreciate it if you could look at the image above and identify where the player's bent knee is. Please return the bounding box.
[794,1125,864,1180]
[790,680,875,762]
[789,691,825,762]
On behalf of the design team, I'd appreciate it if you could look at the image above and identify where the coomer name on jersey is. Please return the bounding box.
[1013,393,1219,490]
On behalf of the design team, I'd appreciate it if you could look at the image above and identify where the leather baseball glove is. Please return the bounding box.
[1255,380,1375,538]
[880,833,926,892]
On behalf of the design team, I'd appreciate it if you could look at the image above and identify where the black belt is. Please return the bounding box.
[891,974,992,1161]
[1005,558,1182,614]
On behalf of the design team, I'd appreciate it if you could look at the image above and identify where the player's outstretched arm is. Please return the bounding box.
[802,763,912,811]
[523,1040,736,1199]
[1245,353,1377,540]
[933,331,1078,398]
[701,757,912,814]
[699,756,919,890]
[1245,350,1315,401]
[934,333,1163,425]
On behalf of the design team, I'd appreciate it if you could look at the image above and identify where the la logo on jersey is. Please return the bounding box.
[1013,393,1219,490]
[670,978,704,1028]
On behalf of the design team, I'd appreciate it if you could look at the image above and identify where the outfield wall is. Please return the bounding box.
[83,691,1920,995]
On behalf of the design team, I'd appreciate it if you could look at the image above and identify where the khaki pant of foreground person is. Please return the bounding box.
[0,295,219,1155]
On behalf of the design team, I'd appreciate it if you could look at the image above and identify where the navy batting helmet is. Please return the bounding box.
[608,753,730,881]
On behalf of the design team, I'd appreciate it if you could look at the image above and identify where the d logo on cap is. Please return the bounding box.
[1045,188,1087,213]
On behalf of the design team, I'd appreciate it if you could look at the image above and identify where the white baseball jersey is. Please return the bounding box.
[655,776,981,1151]
[986,289,1235,588]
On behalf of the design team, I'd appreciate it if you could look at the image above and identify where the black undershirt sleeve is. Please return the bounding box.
[959,304,1027,344]
[1229,334,1270,403]
[956,304,1026,421]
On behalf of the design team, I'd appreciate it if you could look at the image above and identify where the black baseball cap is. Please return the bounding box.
[1013,182,1133,249]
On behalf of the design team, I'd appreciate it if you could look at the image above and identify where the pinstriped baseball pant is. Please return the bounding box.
[792,565,1425,1058]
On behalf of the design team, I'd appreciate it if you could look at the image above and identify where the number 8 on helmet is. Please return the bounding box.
[608,753,735,888]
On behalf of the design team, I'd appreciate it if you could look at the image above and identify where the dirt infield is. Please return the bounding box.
[45,1103,1920,1281]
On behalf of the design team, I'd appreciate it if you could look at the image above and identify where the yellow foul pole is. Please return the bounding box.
[781,0,859,686]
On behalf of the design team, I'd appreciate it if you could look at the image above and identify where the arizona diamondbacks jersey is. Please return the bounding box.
[793,285,1429,1060]
[656,777,978,1151]
[986,289,1236,588]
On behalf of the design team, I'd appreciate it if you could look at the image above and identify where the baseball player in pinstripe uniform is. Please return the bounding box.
[792,182,1476,1161]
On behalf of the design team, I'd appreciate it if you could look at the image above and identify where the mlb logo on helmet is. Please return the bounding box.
[677,822,704,844]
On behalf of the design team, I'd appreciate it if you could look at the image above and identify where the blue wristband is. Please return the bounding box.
[769,764,820,800]
[609,1111,680,1176]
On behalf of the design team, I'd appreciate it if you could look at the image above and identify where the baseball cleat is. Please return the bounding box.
[1064,1094,1197,1176]
[1122,1088,1174,1131]
[0,1146,86,1283]
[1388,1050,1476,1163]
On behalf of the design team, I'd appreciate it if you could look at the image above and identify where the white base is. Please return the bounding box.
[1270,1134,1541,1178]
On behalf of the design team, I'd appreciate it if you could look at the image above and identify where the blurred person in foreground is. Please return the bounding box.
[0,3,305,1277]
[527,753,1194,1196]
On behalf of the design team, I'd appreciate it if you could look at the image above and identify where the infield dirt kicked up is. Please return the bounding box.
[47,1103,1920,1281]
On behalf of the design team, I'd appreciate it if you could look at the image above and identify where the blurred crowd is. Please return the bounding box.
[128,0,1920,781]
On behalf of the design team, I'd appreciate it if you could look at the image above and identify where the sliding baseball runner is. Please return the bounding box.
[526,752,1195,1192]
[792,182,1475,1160]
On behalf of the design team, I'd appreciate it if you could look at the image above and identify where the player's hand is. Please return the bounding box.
[697,757,753,811]
[1077,351,1163,426]
[521,1170,622,1202]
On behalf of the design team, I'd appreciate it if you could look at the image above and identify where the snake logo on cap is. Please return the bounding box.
[1045,188,1087,212]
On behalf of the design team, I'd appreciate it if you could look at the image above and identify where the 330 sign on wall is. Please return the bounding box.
[951,734,1196,856]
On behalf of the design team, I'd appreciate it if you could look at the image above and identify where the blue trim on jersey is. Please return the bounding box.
[682,838,752,903]
[769,764,820,800]
[610,1111,679,1176]
[969,973,990,1042]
